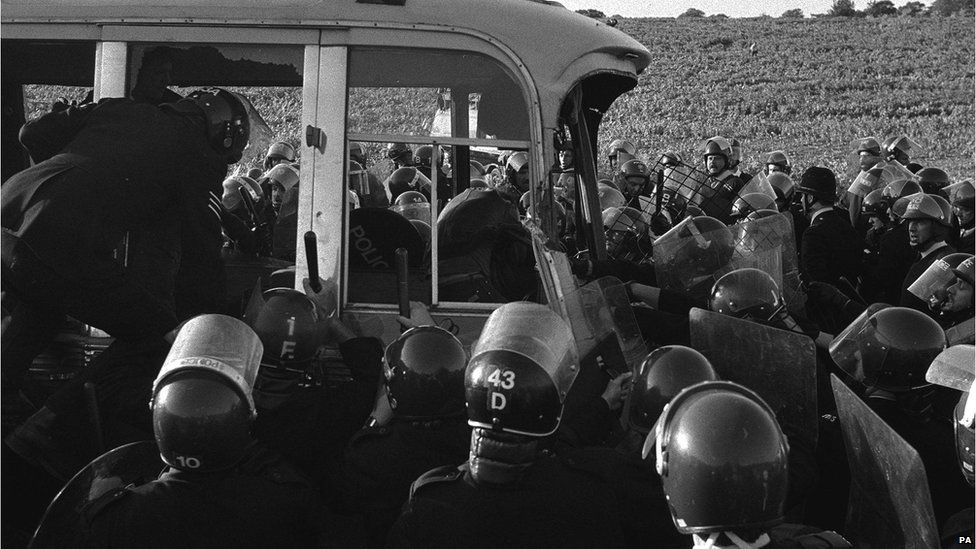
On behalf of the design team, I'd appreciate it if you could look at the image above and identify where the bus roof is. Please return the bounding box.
[2,0,651,99]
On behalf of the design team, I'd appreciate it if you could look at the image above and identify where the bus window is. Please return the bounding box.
[345,47,533,306]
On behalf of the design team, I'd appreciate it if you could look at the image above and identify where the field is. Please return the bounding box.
[22,16,975,185]
[601,16,975,184]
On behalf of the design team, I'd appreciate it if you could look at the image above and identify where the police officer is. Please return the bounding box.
[948,180,975,252]
[846,137,886,228]
[2,87,251,392]
[795,167,862,332]
[860,179,924,304]
[245,278,383,486]
[907,253,975,329]
[830,307,970,527]
[333,326,470,548]
[917,166,951,198]
[386,142,414,170]
[698,136,746,224]
[860,189,889,273]
[83,315,322,548]
[389,303,626,548]
[764,150,793,176]
[349,143,390,208]
[647,381,851,548]
[606,138,638,174]
[615,158,652,207]
[900,193,957,314]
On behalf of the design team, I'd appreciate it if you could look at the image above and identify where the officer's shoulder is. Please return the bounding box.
[349,423,396,444]
[408,464,465,500]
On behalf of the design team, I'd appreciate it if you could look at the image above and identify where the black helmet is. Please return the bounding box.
[629,346,718,433]
[709,268,784,322]
[390,190,431,223]
[414,145,442,169]
[955,390,975,487]
[829,306,947,392]
[386,142,413,164]
[861,189,889,218]
[730,193,777,221]
[151,314,262,472]
[465,302,579,437]
[916,167,951,195]
[182,87,250,164]
[881,179,923,206]
[648,381,789,535]
[603,206,652,262]
[244,288,321,368]
[386,167,432,203]
[384,326,468,420]
[702,136,732,163]
[797,166,837,202]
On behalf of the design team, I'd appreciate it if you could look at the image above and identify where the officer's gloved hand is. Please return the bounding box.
[396,301,436,330]
[600,372,634,412]
[805,281,849,310]
[302,276,338,317]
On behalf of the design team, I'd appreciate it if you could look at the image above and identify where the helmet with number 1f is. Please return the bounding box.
[151,314,263,472]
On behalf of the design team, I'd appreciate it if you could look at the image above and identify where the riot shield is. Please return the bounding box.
[727,211,805,315]
[830,374,939,548]
[926,345,975,391]
[31,441,163,548]
[652,216,735,301]
[738,170,777,199]
[528,223,577,318]
[562,276,646,374]
[689,307,818,449]
[828,303,893,385]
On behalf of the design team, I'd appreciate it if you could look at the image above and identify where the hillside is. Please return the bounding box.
[602,16,975,183]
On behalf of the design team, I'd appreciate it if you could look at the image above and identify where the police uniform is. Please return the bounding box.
[331,417,470,547]
[253,337,383,483]
[84,444,322,548]
[1,98,227,384]
[799,206,863,286]
[389,456,626,549]
[862,221,914,304]
[899,241,956,314]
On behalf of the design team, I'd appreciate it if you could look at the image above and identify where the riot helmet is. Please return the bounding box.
[628,346,718,433]
[829,306,947,393]
[854,136,882,156]
[907,253,974,312]
[390,190,431,223]
[221,175,261,213]
[709,268,785,322]
[659,151,683,168]
[617,159,651,198]
[881,179,923,206]
[948,180,975,210]
[386,142,413,166]
[603,206,652,263]
[386,167,432,203]
[384,326,468,420]
[348,141,367,165]
[861,189,889,220]
[766,172,795,211]
[648,381,789,535]
[181,87,251,164]
[151,314,262,472]
[945,256,975,314]
[414,145,442,169]
[955,390,975,487]
[764,150,792,175]
[266,164,300,211]
[916,167,951,196]
[730,193,777,222]
[926,346,976,486]
[264,141,296,169]
[902,192,953,231]
[607,139,638,169]
[465,302,579,437]
[506,152,530,193]
[597,183,627,210]
[702,136,732,176]
[884,135,920,164]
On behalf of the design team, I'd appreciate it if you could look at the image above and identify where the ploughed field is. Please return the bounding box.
[24,16,975,184]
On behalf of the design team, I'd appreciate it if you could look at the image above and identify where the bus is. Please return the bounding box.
[2,0,652,346]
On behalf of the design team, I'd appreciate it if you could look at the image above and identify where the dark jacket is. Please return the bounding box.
[862,221,915,305]
[799,207,864,287]
[85,444,322,548]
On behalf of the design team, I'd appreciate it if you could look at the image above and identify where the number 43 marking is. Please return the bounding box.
[487,369,516,389]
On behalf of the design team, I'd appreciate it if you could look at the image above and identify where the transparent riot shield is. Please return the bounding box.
[689,307,818,449]
[926,345,976,391]
[528,223,577,318]
[830,374,939,548]
[727,211,805,316]
[563,276,646,375]
[652,216,735,301]
[738,170,777,199]
[31,441,163,548]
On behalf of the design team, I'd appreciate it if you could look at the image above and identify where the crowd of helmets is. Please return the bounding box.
[136,130,974,546]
